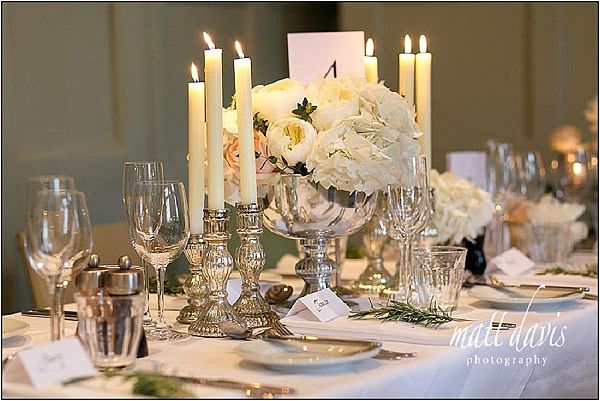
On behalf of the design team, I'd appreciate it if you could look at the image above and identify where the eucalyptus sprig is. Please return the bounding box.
[349,299,453,329]
[65,371,195,398]
[292,98,317,123]
[253,112,269,135]
[536,263,598,278]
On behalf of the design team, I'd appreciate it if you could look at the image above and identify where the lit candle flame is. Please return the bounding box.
[203,32,215,50]
[419,35,428,53]
[366,38,374,57]
[235,40,244,59]
[191,63,199,82]
[404,34,412,54]
[572,162,583,176]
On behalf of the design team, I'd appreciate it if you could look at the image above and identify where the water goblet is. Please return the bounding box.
[132,180,190,341]
[123,161,164,327]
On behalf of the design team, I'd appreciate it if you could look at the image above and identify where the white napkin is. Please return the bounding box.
[280,298,490,346]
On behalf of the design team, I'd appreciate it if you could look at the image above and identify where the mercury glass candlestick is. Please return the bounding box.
[177,234,208,324]
[189,209,241,337]
[233,203,279,328]
[353,191,392,294]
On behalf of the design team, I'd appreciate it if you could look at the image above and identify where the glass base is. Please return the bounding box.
[145,326,189,341]
[352,263,392,295]
[189,298,241,338]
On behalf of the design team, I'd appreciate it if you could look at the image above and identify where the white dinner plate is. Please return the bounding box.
[237,338,380,371]
[468,286,584,309]
[2,318,29,339]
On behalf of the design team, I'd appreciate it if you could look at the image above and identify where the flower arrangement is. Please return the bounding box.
[429,170,494,245]
[220,77,421,204]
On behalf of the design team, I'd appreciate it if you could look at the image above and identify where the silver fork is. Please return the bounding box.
[270,320,293,336]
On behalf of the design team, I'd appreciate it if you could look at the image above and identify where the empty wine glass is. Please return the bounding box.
[515,151,546,201]
[484,141,518,260]
[385,155,430,301]
[123,161,164,327]
[27,190,93,340]
[23,176,76,274]
[132,181,190,341]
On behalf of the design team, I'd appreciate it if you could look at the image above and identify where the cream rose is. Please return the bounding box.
[252,78,306,122]
[306,78,360,131]
[266,117,317,166]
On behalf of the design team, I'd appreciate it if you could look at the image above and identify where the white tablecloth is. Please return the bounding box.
[3,255,598,398]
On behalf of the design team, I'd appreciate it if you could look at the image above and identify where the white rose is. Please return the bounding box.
[306,78,360,131]
[360,83,421,139]
[528,194,586,224]
[252,78,306,122]
[222,107,238,134]
[266,117,317,166]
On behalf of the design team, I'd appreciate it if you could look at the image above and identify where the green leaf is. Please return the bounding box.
[292,97,318,123]
[253,112,269,135]
[348,300,453,328]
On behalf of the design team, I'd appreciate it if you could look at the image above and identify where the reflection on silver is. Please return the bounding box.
[263,174,377,297]
[177,234,208,324]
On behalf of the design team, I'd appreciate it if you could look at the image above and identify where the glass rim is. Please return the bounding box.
[123,161,164,165]
[27,175,75,182]
[414,246,467,254]
[133,180,183,186]
[33,189,85,197]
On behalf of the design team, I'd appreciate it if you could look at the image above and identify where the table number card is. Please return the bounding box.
[489,247,535,276]
[287,31,365,83]
[286,288,351,322]
[6,337,96,389]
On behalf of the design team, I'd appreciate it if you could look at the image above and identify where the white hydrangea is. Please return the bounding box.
[430,170,494,244]
[527,194,586,224]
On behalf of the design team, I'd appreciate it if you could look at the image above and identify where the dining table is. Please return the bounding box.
[2,251,598,398]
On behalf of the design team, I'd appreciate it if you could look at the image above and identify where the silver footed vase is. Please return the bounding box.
[233,203,279,328]
[177,234,208,324]
[189,209,241,337]
[263,174,377,298]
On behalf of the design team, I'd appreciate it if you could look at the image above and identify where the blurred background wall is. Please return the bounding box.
[2,2,597,313]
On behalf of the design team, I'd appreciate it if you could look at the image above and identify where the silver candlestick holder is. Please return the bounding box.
[353,191,392,294]
[177,234,208,324]
[233,203,279,328]
[188,209,241,337]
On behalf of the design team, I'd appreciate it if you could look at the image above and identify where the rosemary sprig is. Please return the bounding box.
[348,300,453,328]
[65,372,194,398]
[536,263,598,278]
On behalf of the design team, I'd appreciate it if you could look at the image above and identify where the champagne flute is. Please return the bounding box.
[385,155,430,301]
[123,161,164,327]
[132,181,190,341]
[27,190,92,340]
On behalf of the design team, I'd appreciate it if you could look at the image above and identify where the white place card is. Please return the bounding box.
[445,151,487,189]
[6,337,96,389]
[489,248,535,276]
[288,31,365,83]
[286,288,351,322]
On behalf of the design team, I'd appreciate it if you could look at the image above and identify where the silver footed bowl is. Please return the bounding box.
[263,174,377,297]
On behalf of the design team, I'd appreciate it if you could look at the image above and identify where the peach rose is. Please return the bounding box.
[224,131,276,183]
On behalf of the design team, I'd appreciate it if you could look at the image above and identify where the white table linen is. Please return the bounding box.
[3,254,598,398]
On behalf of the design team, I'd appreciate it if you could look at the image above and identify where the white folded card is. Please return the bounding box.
[489,247,535,276]
[286,288,350,322]
[5,337,96,389]
[445,151,487,189]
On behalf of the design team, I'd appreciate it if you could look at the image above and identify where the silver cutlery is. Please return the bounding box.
[21,309,78,321]
[170,374,295,397]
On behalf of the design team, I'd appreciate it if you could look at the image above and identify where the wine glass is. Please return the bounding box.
[385,155,430,301]
[484,141,518,260]
[123,161,164,327]
[23,176,76,274]
[132,181,190,341]
[515,150,546,201]
[27,190,93,341]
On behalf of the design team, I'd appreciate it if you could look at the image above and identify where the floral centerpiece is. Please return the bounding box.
[429,170,494,245]
[220,77,421,204]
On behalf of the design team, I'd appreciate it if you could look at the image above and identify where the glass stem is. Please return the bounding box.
[398,235,414,302]
[142,260,153,324]
[48,277,66,341]
[154,265,167,329]
[334,238,342,288]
